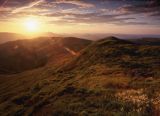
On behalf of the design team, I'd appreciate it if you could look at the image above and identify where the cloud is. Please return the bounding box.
[0,0,9,7]
[46,11,138,25]
[53,0,95,8]
[0,0,160,26]
[120,1,160,16]
[115,21,149,25]
[0,6,10,12]
[12,0,45,13]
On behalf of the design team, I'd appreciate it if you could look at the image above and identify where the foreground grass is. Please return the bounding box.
[0,67,160,116]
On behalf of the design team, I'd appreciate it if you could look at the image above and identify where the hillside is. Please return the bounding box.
[0,37,160,116]
[62,37,160,77]
[0,37,91,74]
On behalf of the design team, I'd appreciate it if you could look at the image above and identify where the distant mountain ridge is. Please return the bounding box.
[129,38,160,45]
[0,32,27,44]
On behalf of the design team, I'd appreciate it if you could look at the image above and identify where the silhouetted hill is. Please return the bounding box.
[0,37,91,74]
[129,38,160,45]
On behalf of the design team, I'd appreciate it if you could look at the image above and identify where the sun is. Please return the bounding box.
[24,18,40,32]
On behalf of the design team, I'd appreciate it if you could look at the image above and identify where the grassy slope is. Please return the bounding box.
[62,37,160,77]
[0,37,160,116]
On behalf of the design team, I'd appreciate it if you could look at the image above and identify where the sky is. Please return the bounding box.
[0,0,160,36]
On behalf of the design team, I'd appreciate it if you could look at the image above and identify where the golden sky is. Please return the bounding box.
[0,0,160,36]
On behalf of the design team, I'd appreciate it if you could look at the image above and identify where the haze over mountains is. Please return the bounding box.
[1,32,160,44]
[0,35,160,115]
[0,32,27,44]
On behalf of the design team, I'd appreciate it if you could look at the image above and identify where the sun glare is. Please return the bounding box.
[24,18,40,32]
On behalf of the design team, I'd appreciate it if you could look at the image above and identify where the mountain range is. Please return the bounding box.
[0,36,160,116]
